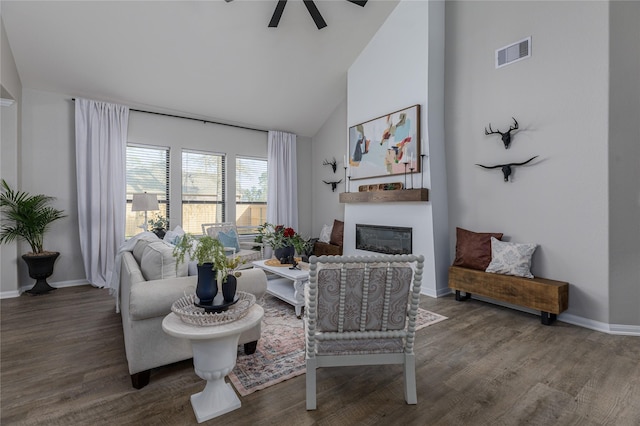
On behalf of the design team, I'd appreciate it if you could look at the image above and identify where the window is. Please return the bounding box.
[235,156,268,235]
[182,150,225,234]
[126,144,170,238]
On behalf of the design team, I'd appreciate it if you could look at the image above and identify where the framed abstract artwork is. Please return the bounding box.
[348,104,420,180]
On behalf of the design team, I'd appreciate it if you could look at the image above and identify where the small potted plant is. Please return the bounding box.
[173,234,241,308]
[148,213,169,239]
[0,179,66,294]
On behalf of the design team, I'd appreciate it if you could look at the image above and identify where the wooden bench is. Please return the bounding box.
[448,266,569,325]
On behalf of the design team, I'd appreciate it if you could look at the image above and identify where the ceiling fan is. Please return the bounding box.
[225,0,368,30]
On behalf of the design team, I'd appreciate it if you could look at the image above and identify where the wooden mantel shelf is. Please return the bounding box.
[339,189,429,203]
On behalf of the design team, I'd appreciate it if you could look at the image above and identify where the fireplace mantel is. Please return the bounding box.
[339,189,428,203]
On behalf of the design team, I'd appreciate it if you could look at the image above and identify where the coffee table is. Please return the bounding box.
[252,259,309,318]
[162,304,264,423]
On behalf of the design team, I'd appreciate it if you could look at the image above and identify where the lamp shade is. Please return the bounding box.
[131,192,159,212]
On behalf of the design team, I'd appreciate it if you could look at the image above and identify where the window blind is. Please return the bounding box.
[235,156,268,231]
[182,149,226,234]
[125,144,170,237]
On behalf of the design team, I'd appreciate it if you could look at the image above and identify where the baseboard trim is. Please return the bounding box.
[559,313,640,336]
[0,290,21,299]
[457,294,640,337]
[1,279,92,299]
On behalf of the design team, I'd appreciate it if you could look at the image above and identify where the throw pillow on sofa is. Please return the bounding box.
[140,241,188,281]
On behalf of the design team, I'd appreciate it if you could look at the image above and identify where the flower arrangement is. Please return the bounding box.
[257,222,312,254]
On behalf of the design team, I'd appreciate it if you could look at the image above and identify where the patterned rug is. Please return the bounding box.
[228,294,448,396]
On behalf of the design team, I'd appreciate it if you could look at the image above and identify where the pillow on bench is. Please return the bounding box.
[485,237,537,279]
[452,227,503,271]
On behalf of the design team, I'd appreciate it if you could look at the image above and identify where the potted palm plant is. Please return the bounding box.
[0,179,66,295]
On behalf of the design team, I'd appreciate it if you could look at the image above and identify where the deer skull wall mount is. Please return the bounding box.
[485,117,519,149]
[323,157,337,173]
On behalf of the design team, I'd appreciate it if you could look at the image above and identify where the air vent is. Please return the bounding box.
[496,37,531,69]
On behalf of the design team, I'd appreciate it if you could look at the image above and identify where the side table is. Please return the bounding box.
[162,304,264,423]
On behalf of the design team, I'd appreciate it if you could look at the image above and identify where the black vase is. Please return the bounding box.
[22,252,60,295]
[274,245,295,263]
[196,263,217,305]
[222,274,237,303]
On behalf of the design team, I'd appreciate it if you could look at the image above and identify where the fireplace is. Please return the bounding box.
[355,224,412,255]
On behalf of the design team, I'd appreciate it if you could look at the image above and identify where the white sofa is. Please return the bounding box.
[119,237,267,389]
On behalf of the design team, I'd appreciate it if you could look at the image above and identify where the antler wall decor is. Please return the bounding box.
[476,156,538,182]
[323,180,342,192]
[485,117,519,149]
[323,157,337,173]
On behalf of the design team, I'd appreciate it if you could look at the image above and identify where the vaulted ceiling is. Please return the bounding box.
[1,0,399,137]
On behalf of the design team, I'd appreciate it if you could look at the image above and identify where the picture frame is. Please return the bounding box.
[348,104,420,180]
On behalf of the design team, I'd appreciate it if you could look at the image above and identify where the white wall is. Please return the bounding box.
[0,16,22,296]
[445,1,610,322]
[346,0,449,297]
[11,88,313,293]
[311,98,347,237]
[608,0,640,326]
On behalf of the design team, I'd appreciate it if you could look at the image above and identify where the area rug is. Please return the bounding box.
[228,294,448,396]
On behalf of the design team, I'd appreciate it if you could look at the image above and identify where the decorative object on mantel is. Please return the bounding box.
[340,188,428,203]
[358,182,403,192]
[322,157,337,173]
[322,179,342,192]
[476,155,538,182]
[484,117,519,149]
[343,159,348,192]
[420,154,427,189]
[171,291,256,326]
[348,104,421,180]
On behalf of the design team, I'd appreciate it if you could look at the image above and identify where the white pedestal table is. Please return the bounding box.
[162,304,264,423]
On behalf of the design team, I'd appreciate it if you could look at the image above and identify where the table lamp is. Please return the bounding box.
[131,192,159,231]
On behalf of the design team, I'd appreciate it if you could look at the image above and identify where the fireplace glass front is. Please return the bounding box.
[355,224,412,255]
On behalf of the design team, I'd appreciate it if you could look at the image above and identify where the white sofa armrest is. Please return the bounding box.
[129,276,197,321]
[236,268,268,300]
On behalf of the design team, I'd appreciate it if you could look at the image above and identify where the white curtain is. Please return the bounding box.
[266,131,298,230]
[75,98,129,289]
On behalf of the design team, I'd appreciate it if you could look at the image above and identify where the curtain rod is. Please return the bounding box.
[71,98,267,133]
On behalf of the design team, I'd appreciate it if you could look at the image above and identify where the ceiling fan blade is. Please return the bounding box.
[303,0,327,29]
[269,0,288,28]
[346,0,368,6]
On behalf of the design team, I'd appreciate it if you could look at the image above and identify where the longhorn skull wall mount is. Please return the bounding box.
[485,117,519,149]
[323,180,342,192]
[476,156,538,182]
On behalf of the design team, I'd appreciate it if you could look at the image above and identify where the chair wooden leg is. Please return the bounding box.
[131,370,150,389]
[404,354,417,404]
[306,358,317,410]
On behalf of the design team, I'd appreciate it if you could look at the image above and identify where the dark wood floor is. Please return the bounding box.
[1,285,638,425]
